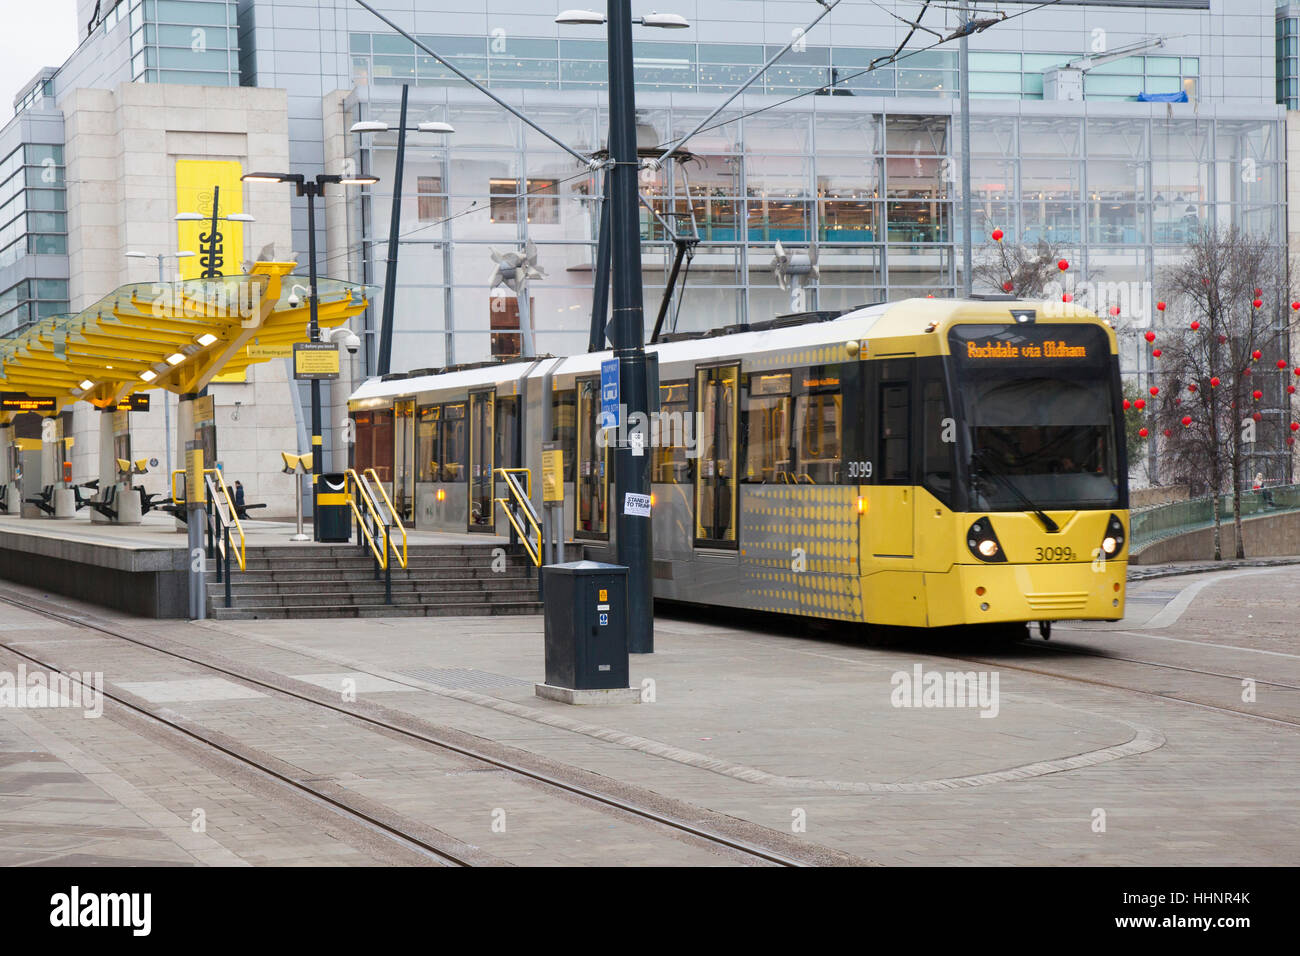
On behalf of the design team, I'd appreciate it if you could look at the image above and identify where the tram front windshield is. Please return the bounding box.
[950,323,1121,512]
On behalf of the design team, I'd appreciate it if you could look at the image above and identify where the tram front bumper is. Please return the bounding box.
[927,559,1128,627]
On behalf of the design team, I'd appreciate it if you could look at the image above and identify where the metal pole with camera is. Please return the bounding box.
[242,170,378,541]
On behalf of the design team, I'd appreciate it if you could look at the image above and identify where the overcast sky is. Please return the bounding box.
[0,1,77,109]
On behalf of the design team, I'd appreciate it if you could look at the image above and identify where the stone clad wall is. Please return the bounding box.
[1133,510,1300,563]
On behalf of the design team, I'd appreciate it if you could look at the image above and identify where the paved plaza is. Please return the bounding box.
[1,563,1297,866]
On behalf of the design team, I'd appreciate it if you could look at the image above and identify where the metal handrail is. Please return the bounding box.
[493,466,542,566]
[204,468,246,571]
[344,468,389,569]
[1130,482,1300,550]
[362,467,408,569]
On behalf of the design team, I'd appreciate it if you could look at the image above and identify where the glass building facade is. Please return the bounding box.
[345,87,1285,380]
[0,142,69,335]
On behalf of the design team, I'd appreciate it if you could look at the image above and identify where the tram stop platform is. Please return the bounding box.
[0,511,530,619]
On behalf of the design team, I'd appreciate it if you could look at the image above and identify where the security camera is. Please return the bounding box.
[319,326,361,355]
[287,283,310,309]
[342,331,360,355]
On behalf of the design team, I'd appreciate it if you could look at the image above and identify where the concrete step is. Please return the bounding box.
[206,587,541,608]
[207,567,537,585]
[232,555,537,572]
[206,575,536,594]
[208,600,544,621]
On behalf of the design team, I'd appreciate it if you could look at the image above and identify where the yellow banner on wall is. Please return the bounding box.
[175,160,245,281]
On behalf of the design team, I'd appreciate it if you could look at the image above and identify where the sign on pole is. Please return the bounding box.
[541,442,564,503]
[600,358,620,428]
[294,342,341,380]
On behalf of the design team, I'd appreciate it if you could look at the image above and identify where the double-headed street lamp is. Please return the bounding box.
[349,110,454,376]
[125,249,196,469]
[176,196,255,278]
[557,5,689,654]
[241,170,380,541]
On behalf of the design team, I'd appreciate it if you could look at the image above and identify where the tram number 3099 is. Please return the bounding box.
[1034,546,1077,562]
[847,461,873,479]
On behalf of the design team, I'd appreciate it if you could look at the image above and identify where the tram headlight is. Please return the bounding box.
[1099,514,1126,558]
[967,517,1007,563]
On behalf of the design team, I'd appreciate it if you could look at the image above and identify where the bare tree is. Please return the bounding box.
[972,236,1086,301]
[1151,227,1296,559]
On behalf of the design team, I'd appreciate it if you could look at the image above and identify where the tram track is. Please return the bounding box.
[0,588,823,867]
[929,637,1300,730]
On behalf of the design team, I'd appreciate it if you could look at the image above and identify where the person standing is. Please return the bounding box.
[234,480,246,519]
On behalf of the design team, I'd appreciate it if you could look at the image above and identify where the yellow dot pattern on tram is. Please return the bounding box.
[739,484,863,622]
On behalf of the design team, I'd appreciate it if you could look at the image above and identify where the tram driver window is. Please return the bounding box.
[921,379,955,503]
[880,383,910,483]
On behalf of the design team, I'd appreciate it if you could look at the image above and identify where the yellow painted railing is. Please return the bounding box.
[363,467,408,570]
[204,468,246,571]
[493,467,541,566]
[345,468,389,569]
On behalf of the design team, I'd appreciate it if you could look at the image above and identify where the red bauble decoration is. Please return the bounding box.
[1110,306,1121,316]
[1182,415,1193,426]
[1144,331,1156,342]
[1292,422,1300,432]
[1152,348,1162,358]
[1290,385,1297,395]
[1244,367,1252,376]
[1294,368,1300,376]
[1218,334,1228,344]
[1290,437,1297,446]
[1255,287,1263,296]
[1057,259,1069,271]
[991,229,1003,241]
[1253,389,1263,400]
[1252,349,1262,360]
[1188,384,1198,392]
[1123,399,1131,410]
[1211,377,1221,387]
[1149,386,1159,396]
[1062,292,1073,303]
[1190,321,1200,330]
[1253,298,1263,309]
[1156,301,1166,311]
[1002,280,1014,292]
[1293,302,1300,311]
[1252,412,1262,422]
[1175,397,1182,405]
[1164,429,1172,437]
[1135,399,1146,410]
[1280,360,1290,369]
[1138,427,1148,438]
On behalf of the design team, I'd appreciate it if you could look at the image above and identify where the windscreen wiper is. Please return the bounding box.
[970,449,1060,533]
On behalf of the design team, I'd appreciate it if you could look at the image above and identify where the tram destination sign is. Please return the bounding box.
[949,324,1107,368]
[0,392,57,412]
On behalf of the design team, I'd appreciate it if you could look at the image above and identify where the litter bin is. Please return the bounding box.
[542,561,629,690]
[316,472,352,542]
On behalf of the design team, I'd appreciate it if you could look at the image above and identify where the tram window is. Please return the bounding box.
[495,396,519,470]
[880,384,910,483]
[576,378,608,537]
[654,380,694,483]
[353,409,394,482]
[417,405,440,483]
[551,389,576,482]
[441,402,466,482]
[695,364,739,546]
[921,380,955,503]
[741,371,792,483]
[795,367,842,484]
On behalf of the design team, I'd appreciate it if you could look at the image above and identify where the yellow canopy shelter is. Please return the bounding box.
[0,262,371,416]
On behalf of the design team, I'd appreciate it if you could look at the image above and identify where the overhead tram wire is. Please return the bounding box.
[649,0,1066,152]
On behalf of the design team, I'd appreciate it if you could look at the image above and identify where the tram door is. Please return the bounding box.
[575,377,608,538]
[468,390,495,530]
[694,364,739,547]
[393,399,416,523]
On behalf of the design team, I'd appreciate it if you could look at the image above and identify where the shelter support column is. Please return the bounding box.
[174,393,196,531]
[94,409,116,523]
[0,420,13,514]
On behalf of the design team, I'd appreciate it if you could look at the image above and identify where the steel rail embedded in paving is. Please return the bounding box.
[0,590,812,867]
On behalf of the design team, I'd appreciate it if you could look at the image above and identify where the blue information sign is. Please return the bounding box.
[600,358,620,428]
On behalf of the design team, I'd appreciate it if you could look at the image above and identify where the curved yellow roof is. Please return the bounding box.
[0,262,371,415]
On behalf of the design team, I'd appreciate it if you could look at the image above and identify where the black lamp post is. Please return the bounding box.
[350,97,454,377]
[241,170,379,540]
[557,5,689,654]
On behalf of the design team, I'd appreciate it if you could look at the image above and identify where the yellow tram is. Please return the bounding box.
[348,297,1129,632]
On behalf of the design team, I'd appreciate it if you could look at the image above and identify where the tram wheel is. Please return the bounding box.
[1038,620,1052,641]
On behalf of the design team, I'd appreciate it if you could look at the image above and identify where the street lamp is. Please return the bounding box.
[557,5,690,654]
[241,170,380,541]
[175,194,255,278]
[349,107,454,376]
[124,249,196,470]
